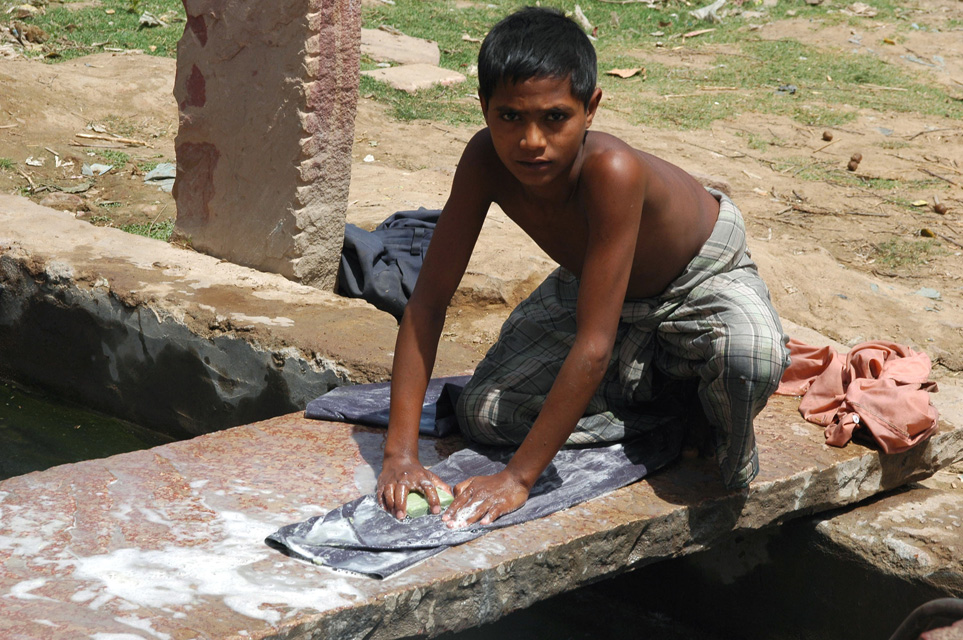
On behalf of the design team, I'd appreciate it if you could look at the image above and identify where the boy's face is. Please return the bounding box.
[480,75,601,191]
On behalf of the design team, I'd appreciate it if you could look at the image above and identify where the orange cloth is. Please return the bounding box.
[776,338,939,452]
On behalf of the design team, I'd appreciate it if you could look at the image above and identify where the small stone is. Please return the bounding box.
[822,131,833,141]
[39,192,87,212]
[360,63,466,93]
[914,287,941,300]
[847,159,859,172]
[361,28,440,66]
[19,23,48,44]
[934,203,948,215]
[11,4,38,18]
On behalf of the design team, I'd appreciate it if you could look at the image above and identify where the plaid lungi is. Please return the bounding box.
[456,190,790,489]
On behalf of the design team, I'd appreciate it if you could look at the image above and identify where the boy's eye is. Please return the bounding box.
[500,112,520,122]
[546,112,567,122]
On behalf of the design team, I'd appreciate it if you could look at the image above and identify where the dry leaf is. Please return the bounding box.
[606,67,644,79]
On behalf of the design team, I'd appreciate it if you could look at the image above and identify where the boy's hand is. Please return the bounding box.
[441,470,529,528]
[377,456,452,520]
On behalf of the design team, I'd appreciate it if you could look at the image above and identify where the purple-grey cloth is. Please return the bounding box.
[265,424,684,578]
[304,376,471,438]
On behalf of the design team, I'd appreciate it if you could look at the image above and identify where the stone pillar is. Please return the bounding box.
[173,0,361,290]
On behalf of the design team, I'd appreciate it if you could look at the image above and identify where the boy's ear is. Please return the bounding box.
[585,87,602,127]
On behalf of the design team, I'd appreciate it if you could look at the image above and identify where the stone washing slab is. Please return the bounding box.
[0,195,477,436]
[1,387,962,639]
[809,462,963,598]
[362,63,467,93]
[362,27,441,66]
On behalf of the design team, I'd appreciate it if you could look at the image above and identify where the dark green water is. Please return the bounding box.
[0,381,175,481]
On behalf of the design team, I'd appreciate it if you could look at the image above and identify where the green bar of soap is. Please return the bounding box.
[406,488,454,518]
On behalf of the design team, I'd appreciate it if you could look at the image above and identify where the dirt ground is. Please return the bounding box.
[1,3,962,378]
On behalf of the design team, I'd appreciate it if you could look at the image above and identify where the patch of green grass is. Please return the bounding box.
[102,115,139,138]
[774,158,938,193]
[120,218,175,241]
[96,149,130,166]
[878,139,909,149]
[24,0,184,61]
[88,214,113,224]
[23,0,962,132]
[735,131,783,151]
[873,238,942,269]
[0,157,15,170]
[136,159,162,172]
[360,75,482,125]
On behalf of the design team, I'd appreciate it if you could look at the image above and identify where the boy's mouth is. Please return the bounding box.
[517,158,551,170]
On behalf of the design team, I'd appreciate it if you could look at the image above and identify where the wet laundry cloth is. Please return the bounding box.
[304,375,471,438]
[265,424,684,578]
[775,338,939,452]
[337,208,440,319]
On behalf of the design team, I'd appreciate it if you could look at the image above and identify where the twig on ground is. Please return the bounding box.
[685,142,746,159]
[859,83,908,92]
[939,233,963,250]
[16,168,35,191]
[813,139,837,154]
[920,168,960,188]
[790,204,888,217]
[0,124,18,129]
[69,142,127,149]
[75,132,148,146]
[908,127,959,140]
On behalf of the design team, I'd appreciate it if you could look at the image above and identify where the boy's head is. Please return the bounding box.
[478,6,598,109]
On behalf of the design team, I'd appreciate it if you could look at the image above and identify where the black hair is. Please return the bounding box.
[478,6,598,108]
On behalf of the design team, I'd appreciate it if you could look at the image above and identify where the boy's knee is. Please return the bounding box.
[455,379,521,446]
[720,325,789,401]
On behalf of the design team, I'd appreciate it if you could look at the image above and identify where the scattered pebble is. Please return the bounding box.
[822,131,833,141]
[934,203,948,215]
[914,287,941,300]
[39,192,87,212]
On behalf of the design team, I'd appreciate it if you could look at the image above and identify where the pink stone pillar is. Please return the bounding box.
[173,0,361,290]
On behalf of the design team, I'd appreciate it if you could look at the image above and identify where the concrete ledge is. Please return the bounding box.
[0,195,476,436]
[1,388,961,639]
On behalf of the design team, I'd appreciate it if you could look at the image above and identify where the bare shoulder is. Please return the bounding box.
[447,128,502,212]
[580,132,649,184]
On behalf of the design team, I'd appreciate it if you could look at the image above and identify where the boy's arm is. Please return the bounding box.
[377,132,493,519]
[443,151,647,527]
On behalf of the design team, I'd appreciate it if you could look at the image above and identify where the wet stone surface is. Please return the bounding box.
[1,385,962,639]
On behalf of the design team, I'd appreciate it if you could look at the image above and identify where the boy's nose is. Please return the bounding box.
[519,123,546,151]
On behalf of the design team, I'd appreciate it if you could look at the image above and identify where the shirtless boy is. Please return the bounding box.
[376,6,789,528]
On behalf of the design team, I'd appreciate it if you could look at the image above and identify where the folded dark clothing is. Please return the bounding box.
[265,424,685,578]
[337,208,440,319]
[304,375,471,438]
